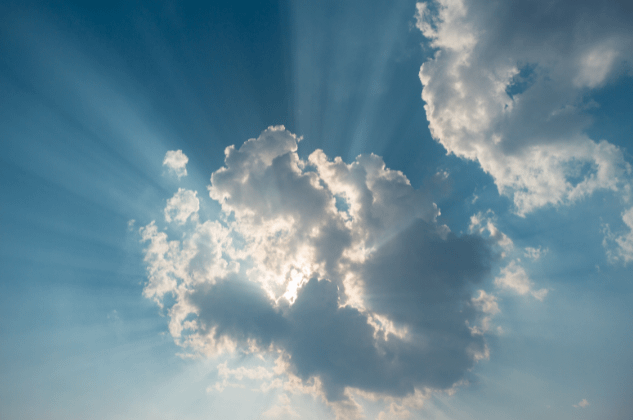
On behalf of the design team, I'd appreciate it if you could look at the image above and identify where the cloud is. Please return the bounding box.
[469,211,547,303]
[211,361,275,392]
[494,260,548,301]
[375,388,429,420]
[615,208,633,262]
[262,394,300,419]
[523,246,548,261]
[574,398,590,408]
[163,149,189,178]
[470,290,499,336]
[603,206,633,264]
[415,0,632,215]
[164,188,200,224]
[469,210,513,258]
[139,126,495,411]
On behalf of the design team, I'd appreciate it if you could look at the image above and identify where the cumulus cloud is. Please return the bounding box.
[415,0,633,215]
[140,126,495,413]
[163,149,189,178]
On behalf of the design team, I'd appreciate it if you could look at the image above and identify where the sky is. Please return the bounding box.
[1,0,632,419]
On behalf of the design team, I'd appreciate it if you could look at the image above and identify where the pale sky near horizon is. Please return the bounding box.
[1,1,632,419]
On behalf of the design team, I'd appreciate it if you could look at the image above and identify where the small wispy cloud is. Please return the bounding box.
[262,394,300,419]
[494,260,548,301]
[469,210,513,257]
[573,398,589,408]
[524,246,548,261]
[603,206,633,264]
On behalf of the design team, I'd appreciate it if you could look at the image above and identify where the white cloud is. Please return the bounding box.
[471,290,499,317]
[524,246,548,261]
[470,290,500,335]
[603,206,633,264]
[469,210,513,257]
[164,188,200,224]
[217,361,274,381]
[211,361,276,392]
[415,0,633,215]
[140,126,495,409]
[139,218,238,311]
[163,149,189,178]
[573,398,590,408]
[139,221,179,305]
[616,207,633,263]
[494,260,548,301]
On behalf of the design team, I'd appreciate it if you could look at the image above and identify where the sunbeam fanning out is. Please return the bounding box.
[1,0,632,419]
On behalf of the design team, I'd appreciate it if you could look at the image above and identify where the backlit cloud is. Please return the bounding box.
[415,0,632,216]
[140,126,495,413]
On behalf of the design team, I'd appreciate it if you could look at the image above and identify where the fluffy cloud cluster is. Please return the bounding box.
[141,127,495,414]
[415,0,632,216]
[164,188,199,224]
[163,149,189,178]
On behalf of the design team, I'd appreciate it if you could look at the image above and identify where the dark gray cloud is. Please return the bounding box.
[185,218,491,401]
[189,275,288,348]
[363,219,490,332]
[191,260,488,402]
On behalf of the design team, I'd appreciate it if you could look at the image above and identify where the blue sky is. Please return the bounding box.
[1,1,632,419]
